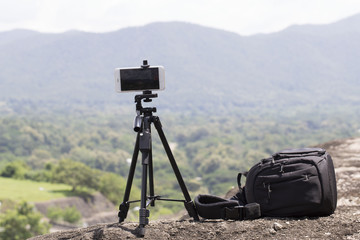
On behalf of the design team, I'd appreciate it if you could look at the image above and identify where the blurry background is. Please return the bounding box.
[1,0,360,238]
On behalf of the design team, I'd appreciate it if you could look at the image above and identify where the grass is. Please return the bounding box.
[0,177,78,202]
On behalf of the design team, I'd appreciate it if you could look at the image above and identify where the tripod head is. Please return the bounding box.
[135,90,158,104]
[133,90,158,132]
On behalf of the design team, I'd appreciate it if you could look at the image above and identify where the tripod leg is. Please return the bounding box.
[138,156,149,236]
[148,148,155,207]
[153,117,199,221]
[138,116,151,234]
[118,133,140,223]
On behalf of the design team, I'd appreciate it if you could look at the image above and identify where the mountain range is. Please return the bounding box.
[1,13,360,113]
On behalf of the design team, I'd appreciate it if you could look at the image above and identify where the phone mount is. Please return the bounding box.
[118,61,199,237]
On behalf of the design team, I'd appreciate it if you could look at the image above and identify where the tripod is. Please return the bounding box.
[118,91,199,236]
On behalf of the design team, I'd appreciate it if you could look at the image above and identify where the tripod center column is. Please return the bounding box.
[139,116,151,164]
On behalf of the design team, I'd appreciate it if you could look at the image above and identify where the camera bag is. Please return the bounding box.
[244,147,337,217]
[194,148,337,219]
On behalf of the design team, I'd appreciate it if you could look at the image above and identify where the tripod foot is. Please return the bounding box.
[184,201,199,221]
[136,225,146,237]
[118,202,129,223]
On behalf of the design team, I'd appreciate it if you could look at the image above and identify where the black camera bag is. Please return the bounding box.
[194,148,337,220]
[244,148,337,217]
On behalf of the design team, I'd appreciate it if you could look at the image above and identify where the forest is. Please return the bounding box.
[1,101,359,194]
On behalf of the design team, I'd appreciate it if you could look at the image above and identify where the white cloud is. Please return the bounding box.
[0,0,39,29]
[0,0,360,35]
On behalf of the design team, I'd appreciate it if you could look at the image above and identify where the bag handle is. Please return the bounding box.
[273,148,326,160]
[194,194,260,220]
[237,172,248,189]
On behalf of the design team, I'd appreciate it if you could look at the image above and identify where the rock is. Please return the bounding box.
[269,228,277,235]
[273,222,284,231]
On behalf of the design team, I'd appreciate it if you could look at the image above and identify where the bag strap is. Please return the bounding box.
[237,172,248,189]
[194,194,260,220]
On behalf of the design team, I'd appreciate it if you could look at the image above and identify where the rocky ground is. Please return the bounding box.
[29,138,360,240]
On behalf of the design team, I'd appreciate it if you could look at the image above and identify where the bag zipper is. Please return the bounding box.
[267,184,272,202]
[262,182,272,203]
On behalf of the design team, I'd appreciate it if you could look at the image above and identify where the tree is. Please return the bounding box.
[0,201,50,240]
[51,159,99,192]
[98,173,140,204]
[0,161,29,179]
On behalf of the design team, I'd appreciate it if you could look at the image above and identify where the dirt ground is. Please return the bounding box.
[29,138,360,240]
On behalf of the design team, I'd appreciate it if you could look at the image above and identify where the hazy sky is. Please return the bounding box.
[1,0,360,35]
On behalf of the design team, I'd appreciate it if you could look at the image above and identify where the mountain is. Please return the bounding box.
[1,14,360,113]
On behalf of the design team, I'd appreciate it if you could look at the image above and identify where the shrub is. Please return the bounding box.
[62,206,82,224]
[46,206,63,222]
[46,206,82,224]
[0,201,50,240]
[0,161,29,179]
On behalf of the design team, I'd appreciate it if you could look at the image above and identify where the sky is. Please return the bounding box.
[1,0,360,36]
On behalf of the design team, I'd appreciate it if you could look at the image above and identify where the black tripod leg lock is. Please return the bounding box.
[118,202,129,223]
[139,208,150,225]
[184,201,199,221]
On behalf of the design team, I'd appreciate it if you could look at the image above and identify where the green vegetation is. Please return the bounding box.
[46,206,62,222]
[62,206,82,224]
[0,201,50,240]
[47,206,82,224]
[2,105,360,197]
[0,161,29,179]
[1,104,360,232]
[51,159,99,192]
[0,177,73,202]
[0,161,140,205]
